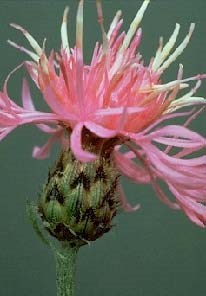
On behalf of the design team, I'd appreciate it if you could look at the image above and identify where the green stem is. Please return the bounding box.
[54,244,79,296]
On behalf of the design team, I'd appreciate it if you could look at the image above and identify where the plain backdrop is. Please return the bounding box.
[0,1,206,296]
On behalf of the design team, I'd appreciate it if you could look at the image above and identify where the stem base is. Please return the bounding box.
[55,245,78,296]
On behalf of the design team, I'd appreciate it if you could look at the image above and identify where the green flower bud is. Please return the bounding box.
[38,148,120,247]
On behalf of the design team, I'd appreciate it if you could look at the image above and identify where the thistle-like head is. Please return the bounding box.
[1,1,206,242]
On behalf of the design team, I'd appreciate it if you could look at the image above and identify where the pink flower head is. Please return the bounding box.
[2,0,206,226]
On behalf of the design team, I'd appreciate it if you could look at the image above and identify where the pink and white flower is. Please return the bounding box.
[1,0,206,226]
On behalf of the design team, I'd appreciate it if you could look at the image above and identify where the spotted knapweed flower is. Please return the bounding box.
[1,0,206,241]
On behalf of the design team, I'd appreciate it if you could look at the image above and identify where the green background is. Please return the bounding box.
[0,0,206,295]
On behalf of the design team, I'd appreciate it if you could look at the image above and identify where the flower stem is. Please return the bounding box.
[54,244,79,296]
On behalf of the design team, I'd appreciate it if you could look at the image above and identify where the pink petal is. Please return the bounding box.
[183,207,206,228]
[151,178,180,210]
[139,109,195,136]
[118,184,141,212]
[84,121,117,138]
[36,123,60,134]
[24,61,39,87]
[32,129,64,159]
[157,149,206,167]
[144,145,206,189]
[3,63,23,96]
[148,125,206,145]
[0,113,20,125]
[0,127,16,141]
[70,122,96,162]
[169,184,206,227]
[22,78,35,111]
[153,136,205,149]
[126,143,180,210]
[43,86,78,121]
[32,138,55,159]
[19,111,60,124]
[0,91,12,109]
[95,106,145,116]
[114,150,150,184]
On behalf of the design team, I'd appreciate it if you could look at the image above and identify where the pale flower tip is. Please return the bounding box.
[7,39,17,48]
[39,54,49,76]
[63,6,69,22]
[78,0,84,11]
[177,63,183,79]
[197,73,206,80]
[120,0,150,51]
[116,10,122,18]
[42,38,47,51]
[10,22,25,32]
[61,6,70,54]
[7,39,40,62]
[141,0,150,7]
[137,27,142,35]
[95,0,109,54]
[96,0,103,25]
[129,203,141,212]
[76,0,84,49]
[122,203,141,213]
[190,22,195,33]
[10,22,42,56]
[157,22,196,73]
[32,145,50,159]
